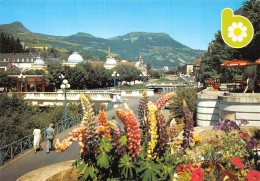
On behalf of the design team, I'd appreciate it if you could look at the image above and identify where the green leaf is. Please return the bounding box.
[99,137,113,152]
[138,161,163,181]
[120,135,127,146]
[82,166,90,180]
[88,166,95,179]
[77,161,86,174]
[119,154,135,179]
[97,151,110,169]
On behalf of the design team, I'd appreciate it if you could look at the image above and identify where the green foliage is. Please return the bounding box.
[45,61,64,91]
[201,0,260,83]
[114,65,142,84]
[120,135,127,146]
[201,145,220,163]
[148,70,163,79]
[97,138,113,169]
[0,32,24,53]
[118,154,135,179]
[169,88,197,119]
[0,93,81,147]
[138,161,164,181]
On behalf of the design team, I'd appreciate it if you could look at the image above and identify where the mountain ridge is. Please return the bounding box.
[0,22,205,68]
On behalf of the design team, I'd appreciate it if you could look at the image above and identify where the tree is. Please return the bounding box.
[114,65,141,85]
[148,70,163,79]
[45,61,65,91]
[0,33,24,53]
[147,62,151,71]
[200,0,260,83]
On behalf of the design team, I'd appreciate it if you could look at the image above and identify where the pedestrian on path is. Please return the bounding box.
[110,116,117,125]
[244,73,255,93]
[33,124,42,153]
[46,124,55,153]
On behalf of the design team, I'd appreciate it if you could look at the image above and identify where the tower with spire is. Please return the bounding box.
[138,52,144,68]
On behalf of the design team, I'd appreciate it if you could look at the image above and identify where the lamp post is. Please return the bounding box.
[18,73,25,92]
[61,79,70,130]
[111,71,119,93]
[59,74,65,84]
[140,72,147,91]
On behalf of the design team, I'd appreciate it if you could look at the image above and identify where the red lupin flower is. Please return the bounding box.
[246,170,260,181]
[190,168,204,181]
[232,157,244,169]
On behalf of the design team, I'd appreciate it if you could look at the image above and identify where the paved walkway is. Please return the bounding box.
[0,96,168,181]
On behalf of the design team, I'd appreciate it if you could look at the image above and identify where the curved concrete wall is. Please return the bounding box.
[196,91,227,126]
[219,93,260,126]
[197,91,260,126]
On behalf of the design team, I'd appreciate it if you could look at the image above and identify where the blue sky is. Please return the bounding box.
[0,0,244,50]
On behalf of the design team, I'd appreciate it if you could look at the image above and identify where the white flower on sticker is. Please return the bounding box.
[228,22,247,42]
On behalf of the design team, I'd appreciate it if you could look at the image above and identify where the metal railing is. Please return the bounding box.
[0,102,116,166]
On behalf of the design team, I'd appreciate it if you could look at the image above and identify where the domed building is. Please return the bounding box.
[30,56,47,71]
[33,56,45,65]
[104,56,117,69]
[68,51,83,63]
[63,51,84,67]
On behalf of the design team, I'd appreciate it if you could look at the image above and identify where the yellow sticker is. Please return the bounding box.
[221,8,254,48]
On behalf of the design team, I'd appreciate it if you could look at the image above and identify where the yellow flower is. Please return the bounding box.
[193,136,201,143]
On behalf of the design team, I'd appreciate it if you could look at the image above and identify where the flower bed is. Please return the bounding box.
[54,92,259,181]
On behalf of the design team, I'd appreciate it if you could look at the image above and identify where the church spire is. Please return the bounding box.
[139,52,142,59]
[138,52,144,67]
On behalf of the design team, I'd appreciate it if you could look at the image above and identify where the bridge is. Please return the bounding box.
[148,83,189,93]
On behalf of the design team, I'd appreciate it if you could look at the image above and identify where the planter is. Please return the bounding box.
[212,83,221,91]
[207,80,214,86]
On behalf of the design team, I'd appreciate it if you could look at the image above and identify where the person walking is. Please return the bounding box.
[46,124,55,153]
[110,116,117,125]
[244,74,255,93]
[33,125,42,153]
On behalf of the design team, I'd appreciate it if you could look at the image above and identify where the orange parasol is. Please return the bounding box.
[255,58,260,64]
[221,61,232,68]
[221,60,254,68]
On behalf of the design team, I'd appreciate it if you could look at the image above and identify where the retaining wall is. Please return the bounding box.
[196,91,260,126]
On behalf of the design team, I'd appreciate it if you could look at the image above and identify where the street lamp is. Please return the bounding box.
[59,74,65,88]
[140,72,147,91]
[111,71,120,93]
[18,73,25,92]
[60,79,70,130]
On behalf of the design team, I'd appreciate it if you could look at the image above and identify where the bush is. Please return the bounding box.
[169,88,197,119]
[0,93,81,147]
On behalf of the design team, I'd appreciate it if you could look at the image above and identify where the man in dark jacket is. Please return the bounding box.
[46,124,55,153]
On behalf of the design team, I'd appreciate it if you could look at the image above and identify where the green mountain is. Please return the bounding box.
[0,22,205,68]
[0,22,31,34]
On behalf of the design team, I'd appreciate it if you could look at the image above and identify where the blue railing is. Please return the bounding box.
[0,102,116,166]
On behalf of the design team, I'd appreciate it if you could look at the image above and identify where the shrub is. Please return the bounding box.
[169,88,197,119]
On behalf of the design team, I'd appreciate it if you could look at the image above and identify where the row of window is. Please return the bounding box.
[2,58,34,62]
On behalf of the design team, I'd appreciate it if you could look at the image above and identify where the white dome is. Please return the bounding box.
[34,57,45,65]
[105,57,117,65]
[68,51,83,63]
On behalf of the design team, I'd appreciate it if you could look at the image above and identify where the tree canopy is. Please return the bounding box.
[200,0,260,83]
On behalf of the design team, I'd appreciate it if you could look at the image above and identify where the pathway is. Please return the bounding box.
[0,96,169,181]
